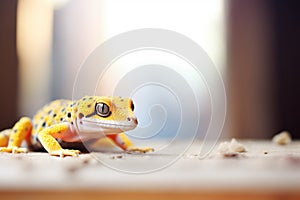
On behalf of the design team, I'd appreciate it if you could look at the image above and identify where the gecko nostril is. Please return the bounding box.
[127,117,138,125]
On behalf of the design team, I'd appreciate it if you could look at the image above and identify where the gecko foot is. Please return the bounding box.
[0,147,28,154]
[50,149,80,157]
[127,147,154,154]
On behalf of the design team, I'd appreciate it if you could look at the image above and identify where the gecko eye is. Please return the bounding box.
[96,102,111,117]
[131,102,135,111]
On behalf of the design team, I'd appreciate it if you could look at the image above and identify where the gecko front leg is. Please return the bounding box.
[107,133,154,153]
[38,123,80,157]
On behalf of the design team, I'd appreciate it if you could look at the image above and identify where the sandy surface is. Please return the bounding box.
[0,140,300,192]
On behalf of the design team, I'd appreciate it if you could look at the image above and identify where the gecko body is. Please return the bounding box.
[0,96,153,157]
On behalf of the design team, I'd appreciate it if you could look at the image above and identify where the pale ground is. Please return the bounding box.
[0,140,300,199]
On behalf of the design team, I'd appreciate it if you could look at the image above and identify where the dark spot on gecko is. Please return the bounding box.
[87,104,91,108]
[13,129,17,133]
[48,110,52,114]
[82,97,86,101]
[89,97,93,99]
[78,113,84,119]
[60,118,64,121]
[61,108,66,112]
[67,112,71,118]
[120,99,124,102]
[42,122,46,127]
[71,122,74,125]
[53,113,57,118]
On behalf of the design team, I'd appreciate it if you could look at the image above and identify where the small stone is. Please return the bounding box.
[66,165,80,173]
[272,131,292,145]
[229,138,246,153]
[223,152,238,157]
[217,141,230,154]
[81,157,91,164]
[217,138,246,157]
[110,155,123,159]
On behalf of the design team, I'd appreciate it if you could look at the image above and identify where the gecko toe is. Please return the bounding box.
[50,149,80,157]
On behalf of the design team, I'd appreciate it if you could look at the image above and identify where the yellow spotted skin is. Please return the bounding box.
[0,96,153,157]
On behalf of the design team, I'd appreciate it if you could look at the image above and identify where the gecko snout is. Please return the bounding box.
[127,117,138,125]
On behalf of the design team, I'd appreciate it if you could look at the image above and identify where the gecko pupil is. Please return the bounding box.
[96,102,111,117]
[131,102,134,111]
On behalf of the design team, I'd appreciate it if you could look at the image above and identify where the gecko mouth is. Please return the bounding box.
[79,118,137,131]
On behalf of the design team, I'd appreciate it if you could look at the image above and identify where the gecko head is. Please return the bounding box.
[75,96,138,135]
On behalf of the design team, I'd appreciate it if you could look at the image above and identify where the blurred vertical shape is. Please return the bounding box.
[273,0,300,137]
[52,0,104,99]
[227,0,274,138]
[0,0,18,129]
[17,0,54,116]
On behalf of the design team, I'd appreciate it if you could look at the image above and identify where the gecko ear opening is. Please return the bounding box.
[95,102,111,118]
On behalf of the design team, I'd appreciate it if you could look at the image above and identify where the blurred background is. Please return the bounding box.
[0,0,299,139]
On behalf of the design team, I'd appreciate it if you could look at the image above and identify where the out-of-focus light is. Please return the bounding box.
[17,0,54,116]
[41,0,70,10]
[50,0,70,10]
